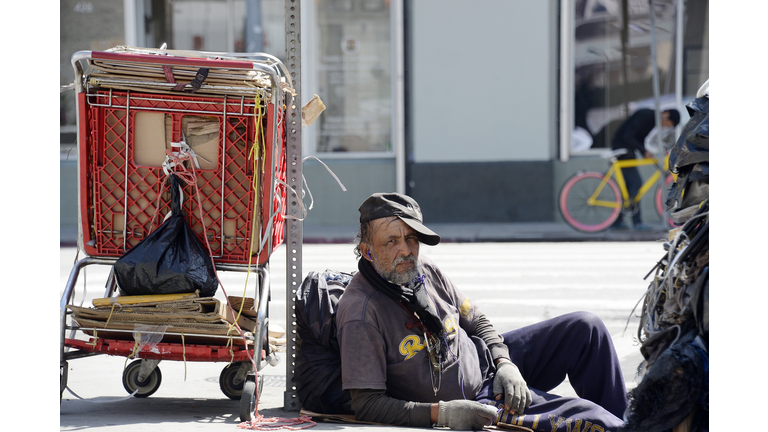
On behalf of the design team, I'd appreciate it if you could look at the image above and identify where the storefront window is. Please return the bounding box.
[311,0,394,154]
[568,0,708,155]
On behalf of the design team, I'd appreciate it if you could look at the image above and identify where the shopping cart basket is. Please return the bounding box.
[60,46,292,421]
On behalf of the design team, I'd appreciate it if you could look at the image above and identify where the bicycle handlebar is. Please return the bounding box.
[602,149,627,162]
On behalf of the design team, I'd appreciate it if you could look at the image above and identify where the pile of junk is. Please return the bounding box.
[624,80,709,432]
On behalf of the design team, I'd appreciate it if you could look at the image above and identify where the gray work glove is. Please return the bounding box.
[437,399,498,430]
[493,360,532,415]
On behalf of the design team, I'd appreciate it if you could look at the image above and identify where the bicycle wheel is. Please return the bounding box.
[655,174,682,228]
[559,171,622,232]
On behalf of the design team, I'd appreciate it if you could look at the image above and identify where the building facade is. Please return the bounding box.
[60,0,709,237]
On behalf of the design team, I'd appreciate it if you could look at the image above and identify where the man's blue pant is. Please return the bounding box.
[474,311,628,431]
[617,153,644,226]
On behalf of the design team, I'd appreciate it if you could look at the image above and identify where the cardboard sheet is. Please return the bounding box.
[182,116,219,170]
[134,111,169,167]
[68,297,259,341]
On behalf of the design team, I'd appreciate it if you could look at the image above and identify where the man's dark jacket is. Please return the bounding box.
[611,108,656,156]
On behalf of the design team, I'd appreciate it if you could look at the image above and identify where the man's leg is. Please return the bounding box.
[499,311,627,418]
[621,165,643,226]
[477,389,626,432]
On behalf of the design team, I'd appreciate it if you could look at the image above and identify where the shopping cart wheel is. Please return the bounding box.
[220,362,251,400]
[239,373,264,422]
[122,359,162,397]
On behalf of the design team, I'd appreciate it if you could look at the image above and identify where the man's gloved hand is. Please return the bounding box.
[437,400,498,430]
[493,360,532,414]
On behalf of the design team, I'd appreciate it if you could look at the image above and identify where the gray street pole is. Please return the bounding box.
[283,0,303,411]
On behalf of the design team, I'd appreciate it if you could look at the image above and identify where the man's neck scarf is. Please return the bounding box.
[357,257,446,341]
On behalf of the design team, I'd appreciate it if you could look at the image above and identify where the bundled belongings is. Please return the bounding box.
[625,80,709,432]
[68,293,259,342]
[293,270,354,415]
[84,46,286,98]
[625,328,708,432]
[665,81,709,226]
[626,206,709,432]
[114,174,218,298]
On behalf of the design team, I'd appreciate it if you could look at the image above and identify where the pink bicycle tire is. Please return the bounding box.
[655,175,682,228]
[559,172,622,232]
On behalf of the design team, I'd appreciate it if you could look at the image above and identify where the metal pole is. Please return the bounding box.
[283,0,303,412]
[559,0,574,162]
[649,0,662,138]
[648,0,669,229]
[123,0,139,47]
[392,0,406,194]
[620,0,630,118]
[246,0,264,53]
[675,0,684,125]
[227,0,236,52]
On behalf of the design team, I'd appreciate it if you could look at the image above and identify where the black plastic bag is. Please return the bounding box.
[114,174,218,297]
[293,270,353,414]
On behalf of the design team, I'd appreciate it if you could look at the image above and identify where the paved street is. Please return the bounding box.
[59,240,667,431]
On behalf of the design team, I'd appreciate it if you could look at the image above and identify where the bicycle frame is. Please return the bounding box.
[588,158,665,210]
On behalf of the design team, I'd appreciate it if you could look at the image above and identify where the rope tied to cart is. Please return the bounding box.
[237,415,316,431]
[154,99,314,430]
[155,131,261,376]
[231,83,317,431]
[158,133,255,343]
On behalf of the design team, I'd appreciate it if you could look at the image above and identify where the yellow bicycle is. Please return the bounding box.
[558,149,677,232]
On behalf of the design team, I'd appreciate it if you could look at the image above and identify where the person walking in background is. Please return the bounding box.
[611,108,680,231]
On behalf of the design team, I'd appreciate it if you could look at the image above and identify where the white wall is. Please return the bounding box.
[409,0,556,162]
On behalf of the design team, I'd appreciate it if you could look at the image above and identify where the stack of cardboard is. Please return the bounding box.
[68,294,258,345]
[86,46,279,98]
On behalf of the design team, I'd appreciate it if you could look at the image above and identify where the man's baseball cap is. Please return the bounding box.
[359,192,441,246]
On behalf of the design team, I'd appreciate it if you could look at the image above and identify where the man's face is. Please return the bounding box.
[661,112,674,128]
[362,216,421,285]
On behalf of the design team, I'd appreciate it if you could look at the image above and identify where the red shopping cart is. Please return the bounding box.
[60,47,292,422]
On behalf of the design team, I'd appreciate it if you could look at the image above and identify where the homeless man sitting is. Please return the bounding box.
[336,192,628,431]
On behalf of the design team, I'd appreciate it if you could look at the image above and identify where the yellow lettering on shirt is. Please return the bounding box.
[566,418,583,432]
[444,316,458,335]
[460,298,472,319]
[550,415,567,430]
[399,334,424,360]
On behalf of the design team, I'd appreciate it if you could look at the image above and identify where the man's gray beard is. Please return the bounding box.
[373,254,418,285]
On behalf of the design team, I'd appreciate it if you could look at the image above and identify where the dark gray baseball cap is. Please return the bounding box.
[358,192,441,246]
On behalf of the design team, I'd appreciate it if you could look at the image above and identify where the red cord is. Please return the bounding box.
[162,147,314,429]
[237,415,316,430]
